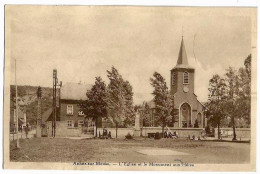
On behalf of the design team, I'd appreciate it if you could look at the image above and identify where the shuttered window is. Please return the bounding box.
[183,72,189,84]
[172,72,176,85]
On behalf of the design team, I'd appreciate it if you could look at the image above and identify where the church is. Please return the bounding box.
[142,37,205,128]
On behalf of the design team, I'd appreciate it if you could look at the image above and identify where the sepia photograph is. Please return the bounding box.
[3,4,257,171]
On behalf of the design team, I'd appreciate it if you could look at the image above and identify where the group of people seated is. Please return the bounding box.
[163,130,179,138]
[187,135,204,140]
[99,128,112,139]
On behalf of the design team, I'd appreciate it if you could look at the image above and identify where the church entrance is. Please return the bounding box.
[180,103,191,128]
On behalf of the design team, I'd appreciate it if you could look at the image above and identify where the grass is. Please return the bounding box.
[10,137,250,164]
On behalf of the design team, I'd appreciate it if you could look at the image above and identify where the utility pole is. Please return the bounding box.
[52,69,62,138]
[36,86,42,137]
[52,69,62,137]
[15,59,20,148]
[52,69,57,137]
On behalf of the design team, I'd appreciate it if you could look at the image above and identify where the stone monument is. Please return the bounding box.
[134,111,141,136]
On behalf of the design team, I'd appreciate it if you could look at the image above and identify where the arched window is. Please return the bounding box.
[172,72,176,85]
[183,72,189,84]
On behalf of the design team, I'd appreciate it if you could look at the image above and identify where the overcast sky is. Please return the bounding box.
[6,6,253,104]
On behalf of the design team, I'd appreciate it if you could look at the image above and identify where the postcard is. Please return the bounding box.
[3,5,257,172]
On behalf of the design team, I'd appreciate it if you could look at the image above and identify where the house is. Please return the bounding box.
[44,82,104,137]
[140,37,205,128]
[10,107,27,133]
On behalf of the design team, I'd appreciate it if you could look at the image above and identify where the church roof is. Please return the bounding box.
[172,37,194,70]
[177,37,188,65]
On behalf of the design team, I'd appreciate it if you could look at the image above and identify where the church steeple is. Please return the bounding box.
[177,37,188,65]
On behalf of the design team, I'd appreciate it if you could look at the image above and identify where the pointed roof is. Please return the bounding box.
[172,37,194,70]
[177,37,188,65]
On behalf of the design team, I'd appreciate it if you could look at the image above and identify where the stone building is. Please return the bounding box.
[43,82,101,137]
[141,37,205,128]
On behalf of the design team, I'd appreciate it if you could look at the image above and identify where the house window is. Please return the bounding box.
[78,111,84,116]
[78,120,84,127]
[183,72,189,84]
[172,72,176,85]
[67,105,73,115]
[67,120,73,127]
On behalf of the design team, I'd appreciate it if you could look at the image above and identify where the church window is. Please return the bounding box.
[172,72,176,85]
[183,72,189,84]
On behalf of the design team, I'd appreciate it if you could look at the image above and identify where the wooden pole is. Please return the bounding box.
[15,59,20,148]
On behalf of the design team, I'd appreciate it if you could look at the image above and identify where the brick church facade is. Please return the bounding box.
[171,37,204,128]
[142,37,205,128]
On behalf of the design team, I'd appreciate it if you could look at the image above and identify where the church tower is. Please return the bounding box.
[170,37,204,128]
[170,37,195,96]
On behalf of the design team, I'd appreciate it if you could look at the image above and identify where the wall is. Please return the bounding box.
[97,127,204,138]
[214,128,251,139]
[46,121,82,137]
[96,127,135,138]
[59,100,102,128]
[59,100,85,124]
[141,127,204,138]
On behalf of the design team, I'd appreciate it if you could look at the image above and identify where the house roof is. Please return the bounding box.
[10,107,25,124]
[60,82,92,100]
[42,107,61,123]
[42,108,53,123]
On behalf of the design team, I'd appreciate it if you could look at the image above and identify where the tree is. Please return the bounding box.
[122,80,135,127]
[106,67,126,138]
[238,54,251,125]
[80,77,107,137]
[141,102,152,127]
[224,67,240,140]
[206,75,226,139]
[150,72,174,135]
[224,54,251,140]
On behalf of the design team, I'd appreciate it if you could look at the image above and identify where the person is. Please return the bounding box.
[168,131,173,138]
[103,127,108,139]
[108,131,112,139]
[164,131,168,138]
[175,131,179,138]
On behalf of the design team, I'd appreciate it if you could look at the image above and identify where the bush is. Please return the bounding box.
[125,133,133,139]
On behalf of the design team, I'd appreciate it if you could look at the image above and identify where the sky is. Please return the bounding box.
[5,6,253,105]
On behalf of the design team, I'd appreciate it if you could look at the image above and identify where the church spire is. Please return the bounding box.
[177,37,188,65]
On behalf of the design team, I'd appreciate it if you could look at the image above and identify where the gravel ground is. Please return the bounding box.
[10,137,250,164]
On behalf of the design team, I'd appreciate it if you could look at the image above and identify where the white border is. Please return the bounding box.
[0,1,258,174]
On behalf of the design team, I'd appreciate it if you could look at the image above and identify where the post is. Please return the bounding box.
[36,87,42,138]
[54,75,57,137]
[52,69,57,137]
[15,59,20,148]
